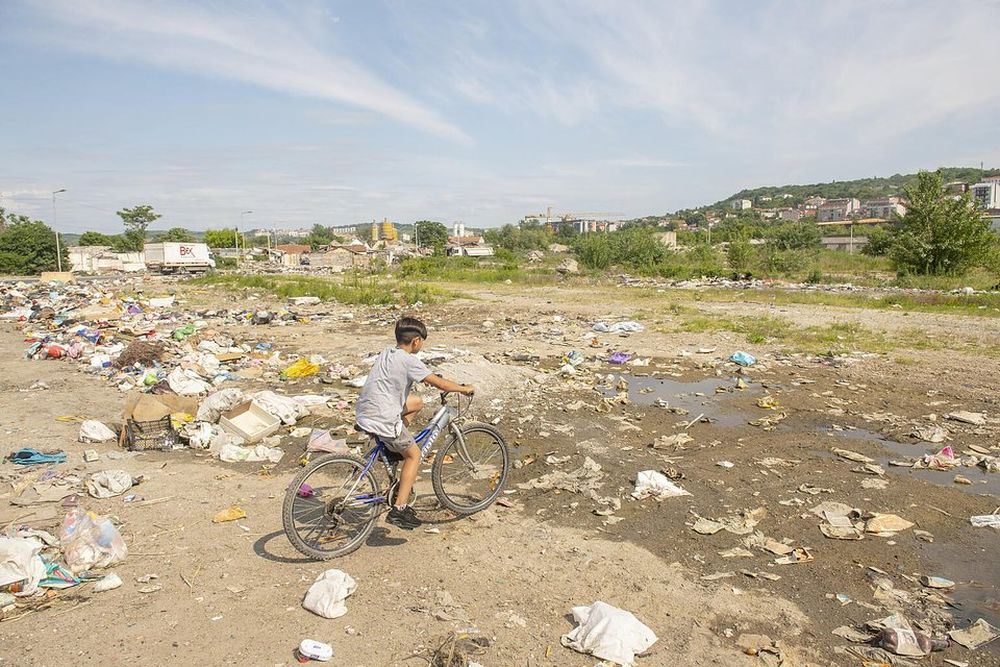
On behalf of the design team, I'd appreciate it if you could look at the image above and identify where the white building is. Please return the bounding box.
[970,179,1000,211]
[861,196,906,220]
[731,199,752,210]
[452,222,466,237]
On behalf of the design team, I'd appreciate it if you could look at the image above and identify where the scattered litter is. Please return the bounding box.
[919,575,954,589]
[60,508,128,573]
[729,351,756,366]
[78,420,118,443]
[93,571,123,592]
[651,433,694,449]
[970,513,1000,528]
[774,548,813,565]
[592,321,644,334]
[86,470,133,499]
[946,411,986,426]
[832,448,874,464]
[212,506,247,523]
[297,638,333,662]
[518,457,604,495]
[302,569,357,619]
[948,618,1000,650]
[865,514,914,536]
[560,601,657,667]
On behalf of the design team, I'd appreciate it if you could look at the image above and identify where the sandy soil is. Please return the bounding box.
[1,278,998,667]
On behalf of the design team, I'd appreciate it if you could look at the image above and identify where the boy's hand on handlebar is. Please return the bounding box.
[461,384,476,396]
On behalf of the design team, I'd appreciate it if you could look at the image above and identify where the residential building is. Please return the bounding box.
[816,198,860,222]
[804,196,827,208]
[273,243,312,267]
[970,180,1000,211]
[944,181,969,197]
[308,245,369,270]
[861,196,906,220]
[655,231,678,249]
[778,208,803,221]
[731,199,752,210]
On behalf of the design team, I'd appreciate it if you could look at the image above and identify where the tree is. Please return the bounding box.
[79,231,117,246]
[203,228,239,248]
[0,217,67,274]
[155,227,196,242]
[727,236,755,273]
[888,171,995,275]
[414,220,449,251]
[860,225,893,257]
[766,220,821,251]
[117,204,161,251]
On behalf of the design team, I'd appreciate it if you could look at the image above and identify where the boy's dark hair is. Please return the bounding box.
[395,316,428,344]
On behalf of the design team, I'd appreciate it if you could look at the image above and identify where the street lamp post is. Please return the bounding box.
[238,210,252,267]
[52,189,67,272]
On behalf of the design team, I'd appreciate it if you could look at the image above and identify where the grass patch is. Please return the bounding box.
[398,256,558,284]
[188,273,446,306]
[671,312,934,355]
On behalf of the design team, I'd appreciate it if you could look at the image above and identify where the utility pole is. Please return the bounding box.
[52,189,67,272]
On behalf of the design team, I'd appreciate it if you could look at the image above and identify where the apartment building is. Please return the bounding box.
[816,198,860,222]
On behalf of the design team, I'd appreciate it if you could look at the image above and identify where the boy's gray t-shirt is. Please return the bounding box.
[355,347,431,438]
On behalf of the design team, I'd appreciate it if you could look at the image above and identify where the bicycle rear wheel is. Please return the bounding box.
[432,422,510,515]
[282,454,381,559]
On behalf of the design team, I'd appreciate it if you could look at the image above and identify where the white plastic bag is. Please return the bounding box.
[86,470,133,499]
[59,508,128,573]
[561,601,658,666]
[79,420,117,443]
[218,443,283,463]
[250,391,309,425]
[631,470,691,500]
[167,367,211,396]
[0,536,46,596]
[196,388,246,423]
[302,569,357,619]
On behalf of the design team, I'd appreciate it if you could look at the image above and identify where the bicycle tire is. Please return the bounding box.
[432,421,510,515]
[282,454,381,560]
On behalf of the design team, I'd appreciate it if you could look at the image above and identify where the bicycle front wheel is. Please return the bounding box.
[282,454,381,560]
[432,422,510,515]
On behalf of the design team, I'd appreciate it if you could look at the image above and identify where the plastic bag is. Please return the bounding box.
[59,508,128,573]
[196,388,246,423]
[561,601,657,666]
[281,358,320,379]
[730,351,756,366]
[79,420,118,443]
[167,367,211,396]
[302,569,357,619]
[0,536,46,596]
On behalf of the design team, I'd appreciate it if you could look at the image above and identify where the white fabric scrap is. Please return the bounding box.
[86,470,133,499]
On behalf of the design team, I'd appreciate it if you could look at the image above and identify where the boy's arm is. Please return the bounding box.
[422,373,475,395]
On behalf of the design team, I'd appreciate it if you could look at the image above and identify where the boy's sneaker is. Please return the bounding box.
[386,505,422,530]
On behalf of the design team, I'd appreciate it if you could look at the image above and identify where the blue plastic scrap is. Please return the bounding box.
[729,351,756,367]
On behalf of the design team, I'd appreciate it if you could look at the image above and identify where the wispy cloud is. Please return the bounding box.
[14,0,469,143]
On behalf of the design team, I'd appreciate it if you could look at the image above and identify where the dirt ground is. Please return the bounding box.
[1,278,999,667]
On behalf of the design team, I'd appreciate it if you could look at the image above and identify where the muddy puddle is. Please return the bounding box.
[827,426,1000,643]
[827,426,1000,498]
[600,374,760,427]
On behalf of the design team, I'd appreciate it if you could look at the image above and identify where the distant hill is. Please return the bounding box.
[703,166,1000,211]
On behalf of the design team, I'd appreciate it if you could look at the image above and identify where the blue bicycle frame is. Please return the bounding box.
[348,402,455,507]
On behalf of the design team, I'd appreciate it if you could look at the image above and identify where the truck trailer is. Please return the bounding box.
[143,242,216,274]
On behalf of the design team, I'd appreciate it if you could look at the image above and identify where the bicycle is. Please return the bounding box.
[282,391,510,559]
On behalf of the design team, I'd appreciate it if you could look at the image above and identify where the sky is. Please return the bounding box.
[1,0,999,234]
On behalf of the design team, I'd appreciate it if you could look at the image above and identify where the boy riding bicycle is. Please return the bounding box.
[355,316,475,530]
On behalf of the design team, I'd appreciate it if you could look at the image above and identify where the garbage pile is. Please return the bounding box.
[1,507,128,617]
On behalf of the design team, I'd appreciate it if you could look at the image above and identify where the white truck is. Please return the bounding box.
[143,242,216,274]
